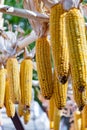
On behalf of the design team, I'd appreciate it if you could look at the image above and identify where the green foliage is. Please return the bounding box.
[83,0,87,3]
[33,70,38,80]
[33,87,42,106]
[4,0,31,34]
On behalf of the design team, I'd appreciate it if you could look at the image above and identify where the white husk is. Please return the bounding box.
[0,31,17,63]
[62,0,81,10]
[23,0,49,37]
[4,31,17,52]
[0,36,6,52]
[17,30,37,49]
[79,3,87,17]
[40,0,57,8]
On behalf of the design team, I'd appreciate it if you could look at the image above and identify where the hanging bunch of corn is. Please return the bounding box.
[65,8,87,92]
[48,96,54,129]
[53,71,68,109]
[6,58,20,103]
[0,66,6,108]
[36,37,53,99]
[50,3,69,84]
[20,58,33,108]
[5,80,15,118]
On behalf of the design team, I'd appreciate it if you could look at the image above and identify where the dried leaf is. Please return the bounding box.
[62,0,81,10]
[23,0,49,37]
[79,3,87,17]
[0,30,9,40]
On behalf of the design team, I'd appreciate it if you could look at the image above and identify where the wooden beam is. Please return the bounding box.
[0,5,49,22]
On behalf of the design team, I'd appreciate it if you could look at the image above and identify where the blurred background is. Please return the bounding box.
[0,0,87,130]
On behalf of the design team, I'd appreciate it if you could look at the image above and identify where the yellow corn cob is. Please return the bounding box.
[74,111,82,130]
[36,37,53,99]
[82,109,85,130]
[20,59,33,108]
[5,80,15,118]
[23,109,30,124]
[6,58,20,103]
[0,68,6,108]
[49,96,54,121]
[65,8,87,92]
[54,107,61,130]
[82,105,87,129]
[48,96,54,129]
[50,122,54,130]
[18,102,24,117]
[50,3,69,84]
[53,71,67,109]
[73,83,85,111]
[82,72,87,104]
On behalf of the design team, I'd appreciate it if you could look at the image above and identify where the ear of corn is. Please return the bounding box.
[20,59,33,108]
[18,102,24,117]
[53,71,67,109]
[82,105,87,129]
[50,3,69,84]
[5,80,15,118]
[36,37,53,99]
[0,68,6,108]
[73,83,85,111]
[49,95,54,121]
[48,96,54,129]
[65,8,87,92]
[23,109,30,124]
[74,111,82,130]
[6,58,20,103]
[54,107,61,130]
[82,74,87,104]
[50,121,54,130]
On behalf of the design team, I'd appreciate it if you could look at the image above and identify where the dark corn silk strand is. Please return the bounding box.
[66,8,87,92]
[53,71,68,109]
[50,3,69,84]
[36,37,53,99]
